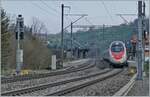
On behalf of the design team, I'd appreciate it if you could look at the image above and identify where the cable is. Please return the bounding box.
[40,0,72,22]
[31,1,57,17]
[39,0,73,24]
[100,0,114,22]
[30,1,61,34]
[40,0,60,15]
[32,1,71,21]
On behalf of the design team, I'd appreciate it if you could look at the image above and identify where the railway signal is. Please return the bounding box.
[16,14,24,75]
[16,15,24,40]
[16,32,24,39]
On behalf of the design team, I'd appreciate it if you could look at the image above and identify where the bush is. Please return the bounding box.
[144,61,149,76]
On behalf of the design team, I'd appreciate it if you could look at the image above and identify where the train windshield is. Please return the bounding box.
[111,43,124,52]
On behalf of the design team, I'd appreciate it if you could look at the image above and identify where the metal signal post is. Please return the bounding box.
[137,1,145,80]
[16,15,24,75]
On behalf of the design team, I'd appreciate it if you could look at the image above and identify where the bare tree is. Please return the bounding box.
[31,17,48,41]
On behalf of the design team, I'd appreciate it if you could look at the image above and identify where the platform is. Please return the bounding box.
[127,76,149,96]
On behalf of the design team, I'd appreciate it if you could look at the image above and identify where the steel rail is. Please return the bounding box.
[113,74,137,96]
[1,60,94,84]
[1,69,112,96]
[46,69,122,96]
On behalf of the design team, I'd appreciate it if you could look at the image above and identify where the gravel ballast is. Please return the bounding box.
[1,66,101,93]
[19,69,119,96]
[65,68,131,96]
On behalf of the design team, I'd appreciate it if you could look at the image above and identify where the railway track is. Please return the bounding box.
[46,69,122,96]
[113,74,137,96]
[1,69,122,96]
[1,59,94,84]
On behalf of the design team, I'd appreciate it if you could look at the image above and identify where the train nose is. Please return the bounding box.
[112,51,124,60]
[113,54,123,60]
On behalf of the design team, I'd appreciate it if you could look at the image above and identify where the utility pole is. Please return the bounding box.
[61,4,70,66]
[102,24,104,40]
[102,24,105,47]
[137,1,144,80]
[142,2,146,71]
[61,4,64,66]
[16,15,24,75]
[65,13,87,60]
[71,22,73,60]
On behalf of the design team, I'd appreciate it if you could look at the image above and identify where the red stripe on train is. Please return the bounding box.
[111,51,124,60]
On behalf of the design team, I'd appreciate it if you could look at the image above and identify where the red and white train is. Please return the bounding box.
[103,41,128,67]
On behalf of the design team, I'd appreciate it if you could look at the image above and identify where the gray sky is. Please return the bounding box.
[2,0,149,34]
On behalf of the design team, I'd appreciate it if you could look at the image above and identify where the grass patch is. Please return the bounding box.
[1,69,15,76]
[144,61,149,76]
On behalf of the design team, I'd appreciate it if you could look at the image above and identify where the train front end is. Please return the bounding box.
[109,41,127,65]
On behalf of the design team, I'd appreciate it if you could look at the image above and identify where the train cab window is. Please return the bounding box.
[111,43,124,52]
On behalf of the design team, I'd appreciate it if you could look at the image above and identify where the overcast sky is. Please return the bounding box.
[2,0,149,34]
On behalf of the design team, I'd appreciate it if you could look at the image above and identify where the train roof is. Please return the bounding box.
[110,41,125,44]
[109,41,125,48]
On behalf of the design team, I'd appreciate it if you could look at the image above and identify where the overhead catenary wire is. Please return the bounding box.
[31,1,72,23]
[31,1,58,17]
[30,1,61,36]
[100,0,114,22]
[40,0,72,22]
[60,3,89,49]
[40,0,60,15]
[30,1,74,35]
[32,1,72,54]
[39,0,72,22]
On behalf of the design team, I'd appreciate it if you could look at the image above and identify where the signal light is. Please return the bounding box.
[18,14,22,17]
[20,32,24,39]
[16,32,24,40]
[16,32,18,39]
